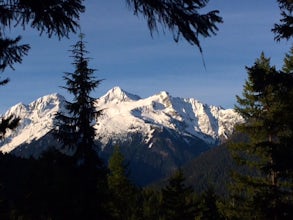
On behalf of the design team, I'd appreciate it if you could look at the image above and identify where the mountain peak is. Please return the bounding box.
[29,93,65,112]
[0,93,66,153]
[100,86,141,103]
[4,103,28,118]
[3,93,65,119]
[157,91,171,100]
[109,86,125,95]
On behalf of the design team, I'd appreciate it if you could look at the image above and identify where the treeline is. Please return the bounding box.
[0,146,224,220]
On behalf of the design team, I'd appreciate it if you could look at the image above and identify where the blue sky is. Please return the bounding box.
[0,0,291,113]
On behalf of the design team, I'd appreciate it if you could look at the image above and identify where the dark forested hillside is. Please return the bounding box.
[183,144,233,196]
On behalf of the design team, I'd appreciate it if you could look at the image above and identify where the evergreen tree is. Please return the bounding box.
[107,146,141,220]
[195,187,224,220]
[0,115,18,163]
[54,33,108,219]
[283,46,293,73]
[0,115,19,139]
[126,0,223,53]
[0,0,84,72]
[273,0,293,41]
[227,52,293,219]
[141,188,162,220]
[55,33,102,163]
[161,169,195,220]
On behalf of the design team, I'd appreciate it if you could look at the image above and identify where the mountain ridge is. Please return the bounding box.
[0,87,242,154]
[0,87,243,185]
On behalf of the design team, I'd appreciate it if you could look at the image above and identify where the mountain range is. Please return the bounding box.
[0,87,243,185]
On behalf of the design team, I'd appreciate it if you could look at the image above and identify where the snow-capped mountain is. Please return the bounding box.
[0,93,65,154]
[0,87,242,185]
[0,87,241,153]
[96,87,241,146]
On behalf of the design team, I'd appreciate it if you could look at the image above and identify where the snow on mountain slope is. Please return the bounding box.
[100,86,141,104]
[0,94,65,153]
[97,87,242,146]
[0,87,243,154]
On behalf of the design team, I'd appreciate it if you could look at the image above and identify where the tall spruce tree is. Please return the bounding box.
[195,187,224,220]
[227,52,293,219]
[107,146,141,220]
[55,33,102,163]
[141,188,161,220]
[161,169,195,220]
[54,33,108,219]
